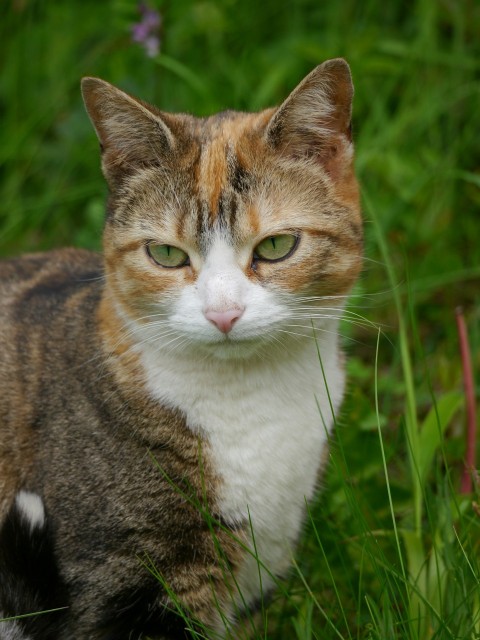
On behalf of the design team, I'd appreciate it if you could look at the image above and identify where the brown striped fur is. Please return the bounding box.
[0,59,362,638]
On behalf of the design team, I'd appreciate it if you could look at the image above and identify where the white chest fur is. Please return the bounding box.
[140,331,345,607]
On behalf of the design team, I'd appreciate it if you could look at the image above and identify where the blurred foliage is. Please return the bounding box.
[1,1,479,638]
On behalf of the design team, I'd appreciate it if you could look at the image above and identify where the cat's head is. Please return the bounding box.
[82,60,362,360]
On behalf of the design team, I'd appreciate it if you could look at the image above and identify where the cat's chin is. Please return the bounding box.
[195,336,265,361]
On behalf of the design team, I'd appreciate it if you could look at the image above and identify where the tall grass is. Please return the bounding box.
[1,0,479,638]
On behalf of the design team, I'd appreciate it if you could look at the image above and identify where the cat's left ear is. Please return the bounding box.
[265,59,354,179]
[81,77,175,185]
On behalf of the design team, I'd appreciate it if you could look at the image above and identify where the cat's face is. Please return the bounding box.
[83,60,362,360]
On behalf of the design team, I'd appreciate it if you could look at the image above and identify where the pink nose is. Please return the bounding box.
[205,308,244,334]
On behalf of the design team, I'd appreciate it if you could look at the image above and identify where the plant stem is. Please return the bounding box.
[364,189,422,537]
[455,308,477,494]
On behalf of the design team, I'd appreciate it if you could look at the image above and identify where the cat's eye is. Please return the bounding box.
[146,243,190,268]
[253,234,298,262]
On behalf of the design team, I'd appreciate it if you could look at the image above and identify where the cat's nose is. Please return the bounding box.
[205,308,244,334]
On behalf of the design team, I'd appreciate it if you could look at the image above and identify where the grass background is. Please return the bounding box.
[1,0,479,638]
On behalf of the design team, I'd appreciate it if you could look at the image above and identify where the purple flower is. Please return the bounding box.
[131,3,162,58]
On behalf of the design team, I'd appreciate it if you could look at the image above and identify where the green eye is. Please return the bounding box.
[146,243,190,268]
[254,234,298,262]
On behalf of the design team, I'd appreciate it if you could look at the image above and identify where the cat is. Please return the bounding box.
[0,58,362,639]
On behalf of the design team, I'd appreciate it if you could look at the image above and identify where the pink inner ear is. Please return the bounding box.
[318,137,352,182]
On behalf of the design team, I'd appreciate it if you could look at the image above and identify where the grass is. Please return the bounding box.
[1,0,479,638]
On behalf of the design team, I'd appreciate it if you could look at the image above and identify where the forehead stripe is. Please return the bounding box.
[215,190,239,232]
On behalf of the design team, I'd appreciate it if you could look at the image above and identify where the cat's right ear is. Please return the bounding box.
[265,59,354,182]
[81,78,175,184]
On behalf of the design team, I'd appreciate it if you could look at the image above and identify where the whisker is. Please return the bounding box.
[278,326,372,347]
[286,312,379,330]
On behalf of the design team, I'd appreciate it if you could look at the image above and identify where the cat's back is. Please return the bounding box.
[0,247,102,304]
[0,246,104,391]
[0,247,103,373]
[0,248,103,514]
[0,248,103,341]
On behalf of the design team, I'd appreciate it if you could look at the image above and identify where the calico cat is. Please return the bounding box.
[0,58,362,639]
